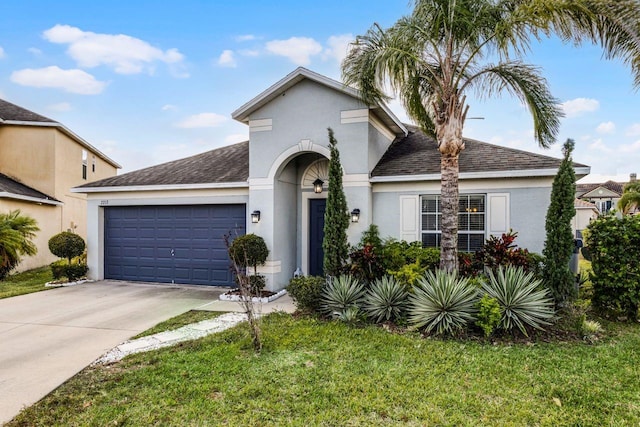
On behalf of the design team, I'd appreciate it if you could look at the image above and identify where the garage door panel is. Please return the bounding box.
[104,205,245,286]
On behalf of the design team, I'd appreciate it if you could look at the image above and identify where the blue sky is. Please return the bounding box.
[1,0,638,183]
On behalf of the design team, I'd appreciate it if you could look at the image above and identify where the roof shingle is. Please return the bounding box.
[0,99,56,123]
[0,173,59,202]
[80,141,249,188]
[372,125,588,177]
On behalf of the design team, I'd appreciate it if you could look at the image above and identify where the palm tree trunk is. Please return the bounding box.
[440,154,459,272]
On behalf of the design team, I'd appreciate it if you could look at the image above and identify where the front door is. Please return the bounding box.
[309,199,326,276]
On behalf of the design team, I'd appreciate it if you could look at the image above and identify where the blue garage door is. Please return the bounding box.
[104,205,245,286]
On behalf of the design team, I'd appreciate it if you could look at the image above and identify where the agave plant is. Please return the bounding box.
[408,269,478,335]
[363,275,408,323]
[482,266,555,335]
[320,275,365,319]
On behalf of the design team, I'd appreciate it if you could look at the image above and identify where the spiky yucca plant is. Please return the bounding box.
[363,275,408,323]
[408,270,478,335]
[482,266,555,335]
[321,275,365,319]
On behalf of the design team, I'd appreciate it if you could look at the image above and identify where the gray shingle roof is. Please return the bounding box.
[80,141,249,188]
[0,99,56,123]
[576,180,624,197]
[0,173,59,202]
[372,125,588,177]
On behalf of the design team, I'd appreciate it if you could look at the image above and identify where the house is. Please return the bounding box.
[0,99,120,271]
[575,175,637,214]
[75,68,590,291]
[572,198,598,238]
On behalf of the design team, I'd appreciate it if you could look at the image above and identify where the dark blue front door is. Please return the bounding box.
[104,204,245,286]
[309,199,326,276]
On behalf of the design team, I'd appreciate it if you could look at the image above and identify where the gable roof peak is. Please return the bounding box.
[0,98,57,123]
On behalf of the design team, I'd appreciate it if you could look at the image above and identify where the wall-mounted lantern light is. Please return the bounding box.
[251,210,261,223]
[351,208,360,223]
[313,178,324,194]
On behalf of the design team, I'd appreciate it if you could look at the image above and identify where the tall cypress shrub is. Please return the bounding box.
[323,128,349,277]
[542,138,577,306]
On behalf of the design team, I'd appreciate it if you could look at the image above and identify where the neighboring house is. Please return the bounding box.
[572,198,598,239]
[0,99,120,271]
[575,177,627,214]
[75,68,590,291]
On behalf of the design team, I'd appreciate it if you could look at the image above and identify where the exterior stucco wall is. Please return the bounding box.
[0,126,56,195]
[247,79,370,178]
[372,177,554,254]
[84,188,249,281]
[367,120,395,173]
[0,199,61,272]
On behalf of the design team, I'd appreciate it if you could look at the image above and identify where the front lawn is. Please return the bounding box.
[9,313,640,426]
[0,266,52,299]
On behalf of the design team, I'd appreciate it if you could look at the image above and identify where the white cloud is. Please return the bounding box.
[620,139,640,153]
[217,50,237,68]
[560,98,599,118]
[161,104,176,111]
[10,66,107,94]
[265,37,322,65]
[587,138,612,153]
[28,47,42,55]
[175,112,227,128]
[42,24,186,75]
[0,46,5,59]
[48,102,72,112]
[596,121,615,134]
[625,123,640,137]
[235,34,257,42]
[323,34,353,64]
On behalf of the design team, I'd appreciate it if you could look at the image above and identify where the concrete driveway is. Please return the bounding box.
[0,281,224,424]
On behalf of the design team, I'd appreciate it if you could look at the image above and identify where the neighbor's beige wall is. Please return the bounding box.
[53,130,117,238]
[0,199,62,272]
[0,126,56,196]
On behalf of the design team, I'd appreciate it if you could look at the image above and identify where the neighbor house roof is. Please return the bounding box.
[0,172,61,205]
[75,141,249,192]
[0,98,121,169]
[574,198,597,209]
[576,180,624,198]
[231,67,407,138]
[371,125,590,180]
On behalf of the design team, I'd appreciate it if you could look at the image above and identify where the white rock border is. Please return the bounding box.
[45,279,94,287]
[219,288,287,303]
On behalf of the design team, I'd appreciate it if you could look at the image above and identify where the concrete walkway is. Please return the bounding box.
[0,281,295,425]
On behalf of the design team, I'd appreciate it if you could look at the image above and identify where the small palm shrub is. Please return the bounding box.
[287,276,325,312]
[482,266,555,335]
[321,275,365,319]
[408,270,478,335]
[363,275,408,323]
[476,295,502,337]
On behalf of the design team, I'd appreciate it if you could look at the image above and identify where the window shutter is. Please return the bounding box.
[399,195,420,242]
[487,193,510,237]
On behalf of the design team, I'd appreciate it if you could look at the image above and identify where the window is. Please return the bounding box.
[92,155,96,173]
[82,149,88,180]
[421,194,486,252]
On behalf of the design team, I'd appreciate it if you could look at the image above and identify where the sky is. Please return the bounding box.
[1,0,639,184]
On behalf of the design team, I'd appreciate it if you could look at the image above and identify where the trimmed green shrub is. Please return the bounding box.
[287,276,326,312]
[50,260,67,280]
[586,214,640,319]
[408,270,478,335]
[363,275,408,323]
[48,232,85,264]
[65,263,88,281]
[482,266,555,335]
[476,295,502,337]
[321,275,365,319]
[228,234,268,269]
[388,260,425,289]
[381,239,440,272]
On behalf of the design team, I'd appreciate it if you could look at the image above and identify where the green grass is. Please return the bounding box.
[0,266,53,299]
[8,313,640,426]
[132,310,228,339]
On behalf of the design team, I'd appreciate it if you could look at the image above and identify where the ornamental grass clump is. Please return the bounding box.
[482,266,555,335]
[363,275,408,323]
[321,275,365,320]
[408,269,478,335]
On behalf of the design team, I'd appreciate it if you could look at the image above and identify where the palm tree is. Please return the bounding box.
[618,180,640,214]
[342,0,640,272]
[0,210,39,279]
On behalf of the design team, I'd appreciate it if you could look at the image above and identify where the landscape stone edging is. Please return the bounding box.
[219,288,288,303]
[45,279,94,287]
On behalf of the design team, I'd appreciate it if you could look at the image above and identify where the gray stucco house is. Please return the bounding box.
[75,67,590,291]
